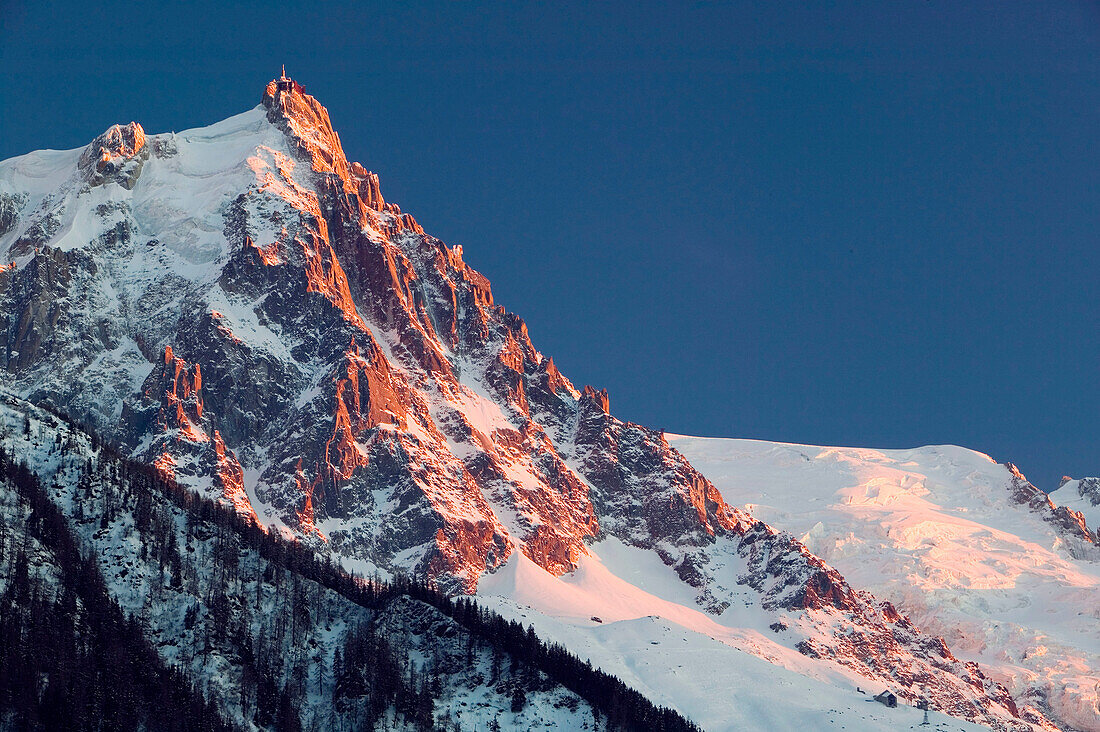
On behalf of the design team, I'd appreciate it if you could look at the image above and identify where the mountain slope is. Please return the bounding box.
[0,76,1067,730]
[0,445,231,732]
[1053,477,1100,538]
[669,436,1100,732]
[0,394,701,731]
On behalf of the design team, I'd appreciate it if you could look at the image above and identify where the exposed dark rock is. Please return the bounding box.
[1005,463,1097,548]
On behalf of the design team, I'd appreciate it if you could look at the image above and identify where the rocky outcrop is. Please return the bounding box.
[0,192,25,240]
[737,522,858,612]
[731,518,1049,729]
[78,122,147,189]
[120,346,256,524]
[1006,463,1097,550]
[0,246,73,372]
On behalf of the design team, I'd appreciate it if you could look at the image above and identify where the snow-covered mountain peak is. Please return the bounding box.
[261,75,353,182]
[1060,476,1100,504]
[0,78,1077,730]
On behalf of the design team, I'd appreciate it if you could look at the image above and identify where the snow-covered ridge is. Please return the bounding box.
[669,435,1100,731]
[1053,476,1100,537]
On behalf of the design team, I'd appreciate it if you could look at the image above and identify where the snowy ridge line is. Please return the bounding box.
[669,435,1100,732]
[1050,476,1100,544]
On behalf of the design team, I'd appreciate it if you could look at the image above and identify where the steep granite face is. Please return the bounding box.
[0,79,1060,730]
[0,78,731,594]
[78,122,148,189]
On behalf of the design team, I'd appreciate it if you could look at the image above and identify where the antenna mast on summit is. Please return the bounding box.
[281,64,286,79]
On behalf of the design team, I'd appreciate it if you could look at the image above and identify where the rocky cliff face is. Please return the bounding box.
[78,122,148,189]
[0,79,1058,730]
[1006,463,1097,555]
[1051,475,1100,552]
[1075,477,1100,503]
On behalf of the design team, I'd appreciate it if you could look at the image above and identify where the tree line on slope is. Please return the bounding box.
[0,433,444,732]
[0,407,701,732]
[0,450,231,732]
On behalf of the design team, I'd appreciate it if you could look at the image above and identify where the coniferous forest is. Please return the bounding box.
[0,455,231,732]
[0,405,701,732]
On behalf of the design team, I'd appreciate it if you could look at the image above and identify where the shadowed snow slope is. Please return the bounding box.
[669,436,1100,731]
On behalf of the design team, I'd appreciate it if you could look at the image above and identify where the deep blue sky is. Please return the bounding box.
[2,2,1097,488]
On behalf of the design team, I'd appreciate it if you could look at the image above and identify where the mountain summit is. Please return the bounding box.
[0,78,1075,730]
[1,76,741,594]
